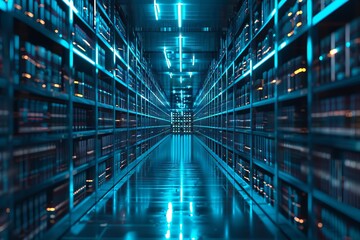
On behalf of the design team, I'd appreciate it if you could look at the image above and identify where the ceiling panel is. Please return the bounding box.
[117,0,238,109]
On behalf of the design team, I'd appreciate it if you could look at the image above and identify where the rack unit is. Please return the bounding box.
[194,0,360,239]
[0,0,171,238]
[171,111,193,134]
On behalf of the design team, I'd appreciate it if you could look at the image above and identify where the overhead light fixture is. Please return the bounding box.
[192,54,195,66]
[154,0,160,21]
[177,3,182,28]
[164,47,171,69]
[179,34,182,72]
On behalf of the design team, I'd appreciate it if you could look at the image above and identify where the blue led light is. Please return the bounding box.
[179,34,183,72]
[154,0,160,21]
[165,230,170,239]
[178,3,182,28]
[280,41,287,49]
[164,47,171,68]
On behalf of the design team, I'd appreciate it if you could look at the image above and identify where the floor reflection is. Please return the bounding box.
[63,135,285,239]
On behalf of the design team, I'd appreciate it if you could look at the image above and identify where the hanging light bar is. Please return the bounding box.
[154,0,160,21]
[177,3,182,28]
[164,47,171,69]
[179,34,182,72]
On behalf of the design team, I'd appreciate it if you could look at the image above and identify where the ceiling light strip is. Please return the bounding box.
[178,3,182,28]
[179,34,182,72]
[163,47,171,68]
[154,0,160,21]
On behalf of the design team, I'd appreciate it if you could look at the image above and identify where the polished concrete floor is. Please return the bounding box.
[63,135,286,239]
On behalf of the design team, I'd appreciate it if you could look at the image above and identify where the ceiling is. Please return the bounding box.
[117,0,239,110]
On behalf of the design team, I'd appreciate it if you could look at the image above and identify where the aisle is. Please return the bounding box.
[63,135,285,239]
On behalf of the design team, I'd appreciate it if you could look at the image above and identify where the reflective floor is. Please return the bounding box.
[63,135,286,239]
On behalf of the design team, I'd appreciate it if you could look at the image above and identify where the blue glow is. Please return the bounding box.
[164,47,171,68]
[73,48,95,65]
[179,34,183,72]
[253,50,274,70]
[346,41,350,48]
[179,223,183,240]
[0,1,6,11]
[165,230,170,239]
[180,185,183,202]
[189,72,192,78]
[319,56,323,61]
[124,232,137,240]
[170,72,173,78]
[62,0,79,14]
[156,3,160,13]
[178,3,182,28]
[154,0,160,21]
[270,9,276,17]
[192,54,195,66]
[313,0,348,25]
[180,76,183,84]
[166,202,173,223]
[279,41,287,49]
[189,202,193,216]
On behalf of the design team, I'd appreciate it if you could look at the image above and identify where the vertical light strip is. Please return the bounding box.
[178,3,182,28]
[164,47,171,68]
[154,0,160,21]
[179,34,182,72]
[156,2,160,13]
[192,54,195,66]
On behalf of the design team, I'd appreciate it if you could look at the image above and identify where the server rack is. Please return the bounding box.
[0,0,171,238]
[171,111,193,134]
[194,0,360,239]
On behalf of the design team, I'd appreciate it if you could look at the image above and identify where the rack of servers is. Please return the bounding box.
[1,0,360,239]
[171,111,193,134]
[0,0,171,238]
[193,0,359,239]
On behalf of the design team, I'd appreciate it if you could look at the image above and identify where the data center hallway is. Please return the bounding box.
[63,135,285,239]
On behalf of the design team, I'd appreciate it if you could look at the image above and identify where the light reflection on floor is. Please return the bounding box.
[63,135,286,239]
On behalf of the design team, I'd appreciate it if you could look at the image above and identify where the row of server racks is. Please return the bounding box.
[194,0,360,239]
[0,0,171,239]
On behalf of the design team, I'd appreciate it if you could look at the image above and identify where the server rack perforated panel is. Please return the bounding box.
[0,0,171,238]
[171,111,193,134]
